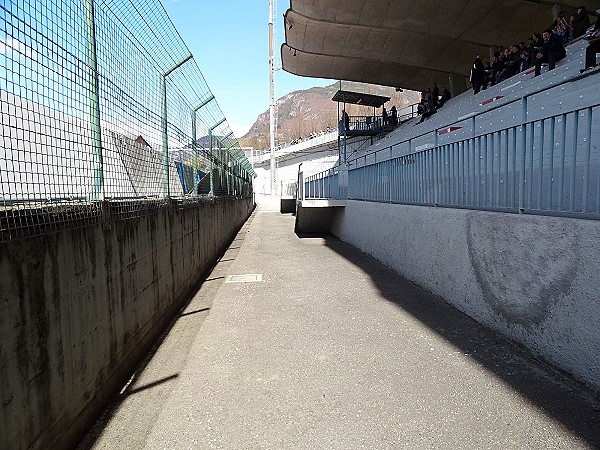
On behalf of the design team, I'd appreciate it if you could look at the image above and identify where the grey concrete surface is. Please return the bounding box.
[0,197,253,450]
[281,0,600,91]
[331,201,600,396]
[80,194,600,449]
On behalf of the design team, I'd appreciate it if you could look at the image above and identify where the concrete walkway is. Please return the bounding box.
[79,195,600,450]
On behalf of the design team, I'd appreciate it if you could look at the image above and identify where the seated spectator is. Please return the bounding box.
[580,8,600,73]
[530,33,544,67]
[534,29,566,76]
[417,102,435,124]
[568,14,577,41]
[417,89,436,124]
[438,87,451,107]
[572,6,591,39]
[518,42,530,72]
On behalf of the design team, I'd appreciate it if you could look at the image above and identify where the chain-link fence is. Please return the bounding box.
[0,0,254,241]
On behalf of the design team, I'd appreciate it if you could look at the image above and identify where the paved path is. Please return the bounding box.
[80,195,600,449]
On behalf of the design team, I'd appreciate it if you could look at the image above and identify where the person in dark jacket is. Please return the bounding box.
[438,87,451,107]
[471,55,485,94]
[432,83,440,107]
[572,6,591,39]
[581,9,600,72]
[534,29,566,76]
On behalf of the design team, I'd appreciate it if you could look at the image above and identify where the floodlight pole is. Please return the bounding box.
[161,53,193,196]
[84,0,103,200]
[269,0,277,195]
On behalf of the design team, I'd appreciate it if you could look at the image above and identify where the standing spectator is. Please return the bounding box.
[580,8,600,73]
[470,54,485,94]
[504,45,521,78]
[390,106,398,126]
[432,83,440,108]
[342,110,349,131]
[382,106,388,126]
[424,88,434,110]
[572,6,591,39]
[535,29,566,76]
[483,62,492,89]
[552,11,571,44]
[491,52,505,84]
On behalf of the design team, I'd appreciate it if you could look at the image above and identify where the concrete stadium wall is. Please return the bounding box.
[0,197,254,450]
[331,201,600,395]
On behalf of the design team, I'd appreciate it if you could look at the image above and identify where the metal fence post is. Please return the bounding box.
[84,0,103,200]
[161,53,193,197]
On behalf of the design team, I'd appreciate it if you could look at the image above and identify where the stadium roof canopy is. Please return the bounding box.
[281,0,600,91]
[332,90,391,107]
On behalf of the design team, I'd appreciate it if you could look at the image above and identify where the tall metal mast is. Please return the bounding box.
[269,0,276,195]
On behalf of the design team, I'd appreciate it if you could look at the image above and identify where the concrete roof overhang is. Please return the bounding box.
[281,0,600,91]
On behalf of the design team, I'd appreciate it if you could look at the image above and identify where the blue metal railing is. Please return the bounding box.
[347,104,600,218]
[305,78,600,219]
[304,168,339,199]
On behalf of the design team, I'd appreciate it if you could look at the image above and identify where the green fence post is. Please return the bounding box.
[161,53,193,197]
[208,118,226,196]
[84,0,103,200]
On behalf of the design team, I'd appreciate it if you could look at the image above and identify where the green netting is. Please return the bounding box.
[0,0,254,241]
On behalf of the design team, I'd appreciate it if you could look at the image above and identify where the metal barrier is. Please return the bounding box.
[0,0,254,241]
[349,104,600,218]
[306,88,600,219]
[304,168,340,200]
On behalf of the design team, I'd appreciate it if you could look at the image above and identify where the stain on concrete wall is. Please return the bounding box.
[0,197,254,450]
[466,213,578,327]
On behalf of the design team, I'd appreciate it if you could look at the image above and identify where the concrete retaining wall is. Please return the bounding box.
[331,201,600,394]
[0,197,254,450]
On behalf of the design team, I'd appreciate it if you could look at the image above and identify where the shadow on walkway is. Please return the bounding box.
[310,234,600,447]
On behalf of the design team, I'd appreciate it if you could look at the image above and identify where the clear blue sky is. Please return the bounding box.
[161,0,332,137]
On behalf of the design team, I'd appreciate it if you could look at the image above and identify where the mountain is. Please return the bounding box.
[239,81,420,150]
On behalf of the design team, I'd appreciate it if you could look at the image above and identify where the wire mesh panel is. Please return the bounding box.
[0,0,253,241]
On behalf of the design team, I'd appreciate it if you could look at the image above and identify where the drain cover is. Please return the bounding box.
[225,274,263,283]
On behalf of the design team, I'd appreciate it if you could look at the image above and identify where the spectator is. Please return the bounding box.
[382,106,388,126]
[417,98,435,124]
[568,14,577,41]
[424,88,434,110]
[552,11,571,44]
[580,8,600,73]
[530,32,544,67]
[390,106,398,126]
[572,6,591,39]
[491,53,505,85]
[534,29,566,76]
[438,87,451,107]
[432,83,440,108]
[483,62,493,89]
[470,54,485,94]
[342,110,349,131]
[517,42,529,71]
[504,44,521,78]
